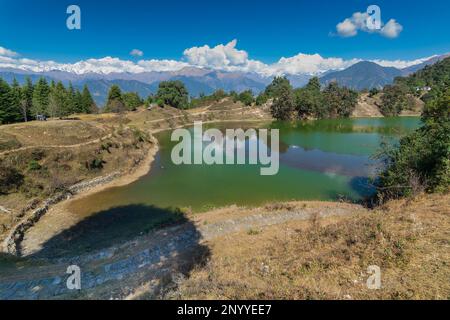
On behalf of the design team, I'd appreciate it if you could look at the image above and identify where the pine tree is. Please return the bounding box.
[48,81,68,117]
[74,90,83,114]
[20,77,34,121]
[9,79,24,122]
[81,85,97,113]
[31,77,50,117]
[0,78,12,124]
[66,82,76,115]
[104,85,126,113]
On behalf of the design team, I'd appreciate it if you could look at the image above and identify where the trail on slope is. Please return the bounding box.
[0,134,113,156]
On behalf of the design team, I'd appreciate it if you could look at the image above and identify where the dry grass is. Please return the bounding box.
[0,120,108,147]
[0,99,270,242]
[170,193,450,300]
[0,118,154,241]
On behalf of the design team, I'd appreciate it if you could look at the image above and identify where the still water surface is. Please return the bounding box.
[68,117,420,216]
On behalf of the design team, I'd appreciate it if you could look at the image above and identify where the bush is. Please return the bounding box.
[380,85,416,116]
[85,158,105,170]
[270,86,295,120]
[375,91,450,202]
[236,90,254,106]
[0,164,24,194]
[28,160,42,171]
[155,81,189,109]
[255,93,269,106]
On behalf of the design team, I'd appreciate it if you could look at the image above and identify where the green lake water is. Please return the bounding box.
[68,117,421,217]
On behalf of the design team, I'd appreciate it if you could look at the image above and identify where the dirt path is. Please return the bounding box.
[0,133,113,156]
[0,202,364,299]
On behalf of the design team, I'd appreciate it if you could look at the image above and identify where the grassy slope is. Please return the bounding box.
[0,115,154,241]
[0,98,271,242]
[169,193,449,300]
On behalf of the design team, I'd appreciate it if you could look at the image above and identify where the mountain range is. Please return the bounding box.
[0,54,448,105]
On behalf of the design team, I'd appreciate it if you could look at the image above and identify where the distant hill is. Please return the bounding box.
[319,54,449,91]
[319,61,402,91]
[395,56,450,93]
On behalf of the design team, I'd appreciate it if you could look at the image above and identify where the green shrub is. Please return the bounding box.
[375,90,450,202]
[0,164,24,194]
[28,160,42,171]
[85,158,105,170]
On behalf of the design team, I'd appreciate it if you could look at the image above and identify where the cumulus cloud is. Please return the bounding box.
[183,39,249,68]
[336,11,403,38]
[270,53,361,75]
[336,18,358,37]
[130,49,144,57]
[0,42,435,77]
[0,46,18,57]
[137,59,190,72]
[379,19,403,38]
[181,40,361,76]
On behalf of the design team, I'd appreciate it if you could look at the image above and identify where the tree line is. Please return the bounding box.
[265,76,359,120]
[0,77,98,124]
[374,57,450,202]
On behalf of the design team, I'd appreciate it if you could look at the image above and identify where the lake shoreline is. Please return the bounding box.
[14,116,421,256]
[4,137,159,255]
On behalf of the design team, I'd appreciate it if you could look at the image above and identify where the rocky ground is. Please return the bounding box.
[0,201,362,299]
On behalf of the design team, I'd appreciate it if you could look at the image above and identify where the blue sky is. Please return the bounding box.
[0,0,449,75]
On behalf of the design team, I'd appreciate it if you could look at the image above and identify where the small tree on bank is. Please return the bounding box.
[155,81,189,109]
[104,85,126,113]
[271,85,295,121]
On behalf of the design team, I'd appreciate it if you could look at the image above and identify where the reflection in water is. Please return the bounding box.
[280,145,376,177]
[67,117,421,216]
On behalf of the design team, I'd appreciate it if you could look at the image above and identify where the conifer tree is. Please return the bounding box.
[104,85,126,113]
[65,82,77,115]
[9,79,24,122]
[81,85,97,113]
[0,78,12,124]
[48,81,68,117]
[20,77,34,121]
[31,77,50,117]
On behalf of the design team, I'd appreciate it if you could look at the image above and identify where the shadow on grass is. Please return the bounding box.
[29,204,198,259]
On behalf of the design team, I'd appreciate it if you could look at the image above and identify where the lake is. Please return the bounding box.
[68,117,421,216]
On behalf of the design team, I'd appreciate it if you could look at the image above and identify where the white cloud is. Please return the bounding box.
[0,46,18,57]
[380,19,403,38]
[130,49,144,57]
[0,42,437,77]
[336,11,403,38]
[183,39,248,68]
[137,59,190,72]
[270,53,361,75]
[371,55,437,69]
[181,40,361,76]
[336,18,358,37]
